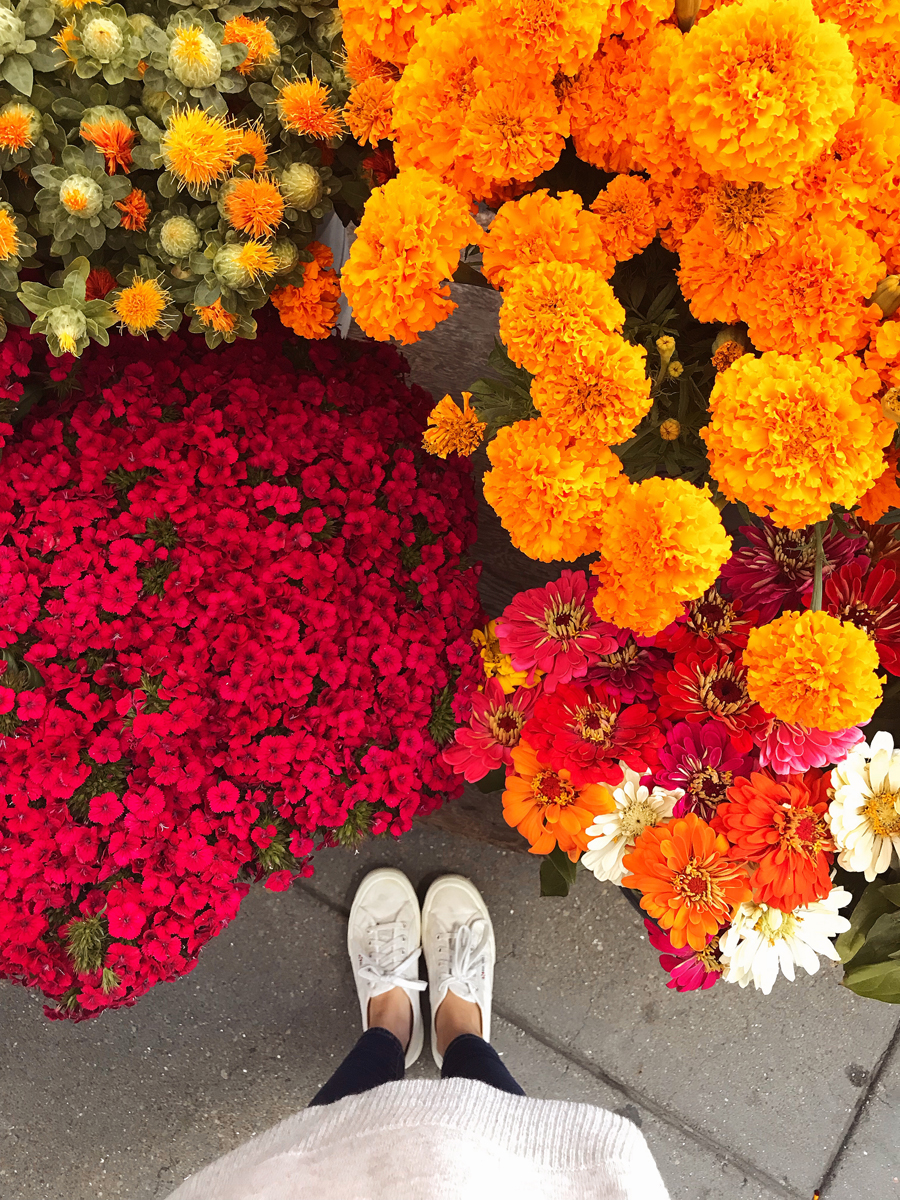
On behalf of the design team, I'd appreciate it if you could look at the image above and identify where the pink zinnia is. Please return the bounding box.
[644,919,722,992]
[655,720,757,822]
[442,677,538,783]
[495,570,619,691]
[756,720,864,775]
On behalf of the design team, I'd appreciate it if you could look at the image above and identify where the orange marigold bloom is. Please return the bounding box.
[677,212,757,324]
[530,333,651,444]
[222,15,277,75]
[600,0,671,40]
[276,78,342,140]
[621,26,700,186]
[161,108,239,190]
[224,175,284,239]
[483,418,627,562]
[481,0,606,77]
[622,813,753,951]
[714,770,835,912]
[341,0,447,66]
[502,740,615,860]
[667,0,855,188]
[113,277,169,335]
[481,190,613,290]
[852,38,900,105]
[115,188,151,232]
[811,0,900,53]
[590,174,657,263]
[342,167,481,344]
[703,350,894,529]
[865,317,900,390]
[562,36,639,174]
[0,209,18,260]
[195,299,236,333]
[707,180,792,256]
[744,610,883,732]
[0,104,35,151]
[855,447,900,523]
[343,42,398,84]
[590,478,732,637]
[499,260,624,375]
[422,392,486,458]
[712,340,745,373]
[81,117,135,175]
[270,242,341,339]
[343,76,394,147]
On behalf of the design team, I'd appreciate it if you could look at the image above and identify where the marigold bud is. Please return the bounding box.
[82,17,125,63]
[281,162,323,211]
[668,361,684,379]
[160,216,200,258]
[882,387,900,425]
[655,335,675,368]
[674,0,702,31]
[659,418,681,440]
[869,276,900,319]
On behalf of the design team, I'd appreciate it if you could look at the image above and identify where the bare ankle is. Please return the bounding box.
[368,987,413,1050]
[435,989,482,1057]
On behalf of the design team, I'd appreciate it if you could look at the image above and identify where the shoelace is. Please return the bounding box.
[439,918,489,1005]
[358,920,427,993]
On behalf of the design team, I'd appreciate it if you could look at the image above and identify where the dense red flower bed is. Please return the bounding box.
[0,324,481,1019]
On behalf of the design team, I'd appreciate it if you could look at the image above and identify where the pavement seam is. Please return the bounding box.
[814,1015,900,1199]
[294,881,804,1200]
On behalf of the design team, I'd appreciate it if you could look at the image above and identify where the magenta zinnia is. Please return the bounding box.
[442,676,538,783]
[654,720,758,822]
[645,919,722,992]
[584,636,670,706]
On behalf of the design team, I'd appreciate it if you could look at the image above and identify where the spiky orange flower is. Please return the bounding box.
[81,117,135,174]
[0,209,19,260]
[276,78,342,140]
[270,241,341,339]
[53,22,78,64]
[115,187,150,231]
[234,122,268,172]
[113,277,169,334]
[233,239,278,282]
[195,299,236,333]
[422,392,486,459]
[590,174,657,263]
[222,15,277,75]
[0,104,34,151]
[622,813,753,951]
[224,176,284,239]
[502,740,615,860]
[343,76,394,147]
[161,108,239,190]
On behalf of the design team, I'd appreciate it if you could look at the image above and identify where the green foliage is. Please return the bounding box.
[428,682,457,748]
[334,802,373,847]
[65,914,108,975]
[468,339,537,440]
[539,845,579,898]
[839,876,900,1004]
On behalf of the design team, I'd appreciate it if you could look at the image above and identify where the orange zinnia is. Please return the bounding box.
[502,740,614,861]
[622,813,752,950]
[81,117,135,174]
[115,188,151,231]
[713,770,834,912]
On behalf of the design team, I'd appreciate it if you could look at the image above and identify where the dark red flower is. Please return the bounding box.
[655,586,758,656]
[823,558,900,675]
[655,651,768,753]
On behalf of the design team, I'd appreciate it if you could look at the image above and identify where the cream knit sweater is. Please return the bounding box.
[165,1078,671,1200]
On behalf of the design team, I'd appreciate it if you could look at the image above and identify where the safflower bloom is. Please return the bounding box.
[645,919,722,992]
[530,334,651,445]
[224,176,284,239]
[495,570,619,690]
[222,16,277,74]
[828,731,900,882]
[744,610,883,732]
[344,76,394,146]
[499,261,625,375]
[112,277,169,336]
[0,209,19,259]
[714,770,835,911]
[583,769,682,885]
[114,188,150,232]
[590,478,732,637]
[342,168,481,344]
[622,813,752,951]
[655,651,768,753]
[589,174,657,263]
[483,419,627,563]
[270,241,341,339]
[667,0,855,188]
[0,103,35,151]
[502,740,615,860]
[481,190,613,290]
[194,299,236,334]
[655,721,758,823]
[161,108,239,190]
[442,676,538,783]
[422,392,486,459]
[277,78,342,139]
[81,116,135,174]
[703,351,894,529]
[235,123,269,172]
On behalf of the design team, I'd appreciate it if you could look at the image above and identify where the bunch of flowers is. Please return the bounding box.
[0,0,369,364]
[0,321,482,1020]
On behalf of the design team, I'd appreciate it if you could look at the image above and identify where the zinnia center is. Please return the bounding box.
[619,799,659,841]
[542,602,587,644]
[575,702,616,744]
[534,769,575,808]
[489,707,523,746]
[864,790,900,838]
[674,858,714,905]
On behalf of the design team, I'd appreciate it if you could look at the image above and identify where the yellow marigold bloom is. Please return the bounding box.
[590,174,657,263]
[341,0,446,66]
[590,478,732,637]
[195,298,236,333]
[0,209,19,260]
[235,122,268,172]
[161,108,239,190]
[744,610,883,732]
[224,176,284,239]
[742,216,883,355]
[472,621,538,693]
[865,320,900,389]
[483,418,627,562]
[677,213,756,325]
[499,261,625,375]
[343,76,394,147]
[708,181,792,256]
[115,187,150,231]
[703,350,894,530]
[342,167,481,344]
[81,117,135,174]
[667,0,855,188]
[113,277,169,335]
[0,104,35,151]
[810,0,900,53]
[270,242,341,339]
[855,447,900,523]
[530,333,651,445]
[222,15,277,75]
[561,33,639,174]
[276,78,342,140]
[457,70,568,191]
[481,190,613,290]
[422,392,486,459]
[482,0,606,77]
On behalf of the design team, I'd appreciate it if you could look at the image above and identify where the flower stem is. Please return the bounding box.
[810,521,825,611]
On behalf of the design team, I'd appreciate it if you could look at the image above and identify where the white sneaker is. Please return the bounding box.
[421,875,496,1069]
[347,868,426,1068]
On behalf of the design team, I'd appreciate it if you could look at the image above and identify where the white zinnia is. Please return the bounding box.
[827,730,900,882]
[719,887,851,996]
[581,766,682,885]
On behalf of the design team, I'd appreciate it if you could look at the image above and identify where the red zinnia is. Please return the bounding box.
[655,651,768,753]
[522,681,662,787]
[713,769,835,912]
[655,586,758,656]
[823,558,900,675]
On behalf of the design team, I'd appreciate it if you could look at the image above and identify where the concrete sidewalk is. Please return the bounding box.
[1,824,898,1199]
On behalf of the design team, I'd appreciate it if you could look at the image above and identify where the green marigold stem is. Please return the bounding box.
[811,521,825,612]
